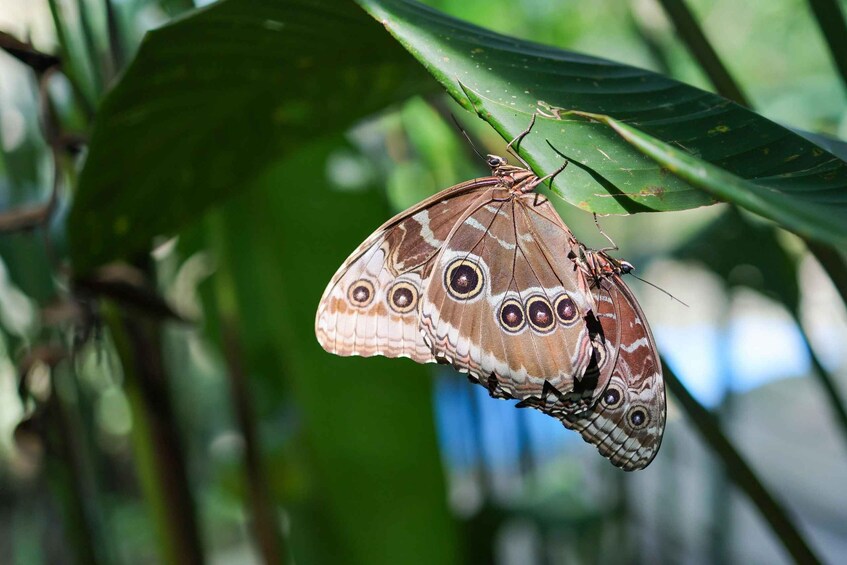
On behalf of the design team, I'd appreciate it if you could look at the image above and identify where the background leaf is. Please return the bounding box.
[207,138,460,565]
[68,0,433,273]
[672,207,798,311]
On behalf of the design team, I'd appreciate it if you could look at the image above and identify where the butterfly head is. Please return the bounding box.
[602,254,634,276]
[486,154,508,171]
[577,247,635,280]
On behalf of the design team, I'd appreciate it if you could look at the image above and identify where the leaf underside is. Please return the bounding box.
[68,0,433,272]
[360,0,847,246]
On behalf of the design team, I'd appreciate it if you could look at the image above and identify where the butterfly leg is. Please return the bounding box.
[536,158,569,190]
[506,113,537,156]
[505,114,571,192]
[593,213,619,252]
[506,114,543,170]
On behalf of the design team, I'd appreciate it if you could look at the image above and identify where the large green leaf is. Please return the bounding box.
[358,0,847,245]
[68,0,432,273]
[208,138,459,565]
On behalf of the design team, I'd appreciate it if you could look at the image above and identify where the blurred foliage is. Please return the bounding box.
[68,0,434,273]
[204,139,459,563]
[0,0,845,564]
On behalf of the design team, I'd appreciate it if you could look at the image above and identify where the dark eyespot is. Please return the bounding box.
[525,295,555,333]
[388,282,417,314]
[602,386,622,408]
[498,299,525,333]
[554,293,579,325]
[348,279,374,307]
[444,259,484,300]
[628,407,649,429]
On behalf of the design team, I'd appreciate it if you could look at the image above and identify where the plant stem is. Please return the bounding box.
[44,363,105,565]
[807,240,847,308]
[46,0,95,119]
[103,0,124,78]
[791,311,847,452]
[220,322,288,564]
[74,0,104,94]
[806,0,847,92]
[662,358,822,564]
[654,0,750,106]
[104,302,206,565]
[209,211,287,563]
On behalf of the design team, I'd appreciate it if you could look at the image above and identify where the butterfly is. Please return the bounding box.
[315,124,665,471]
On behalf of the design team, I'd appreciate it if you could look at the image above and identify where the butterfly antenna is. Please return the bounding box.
[449,113,486,162]
[627,271,689,307]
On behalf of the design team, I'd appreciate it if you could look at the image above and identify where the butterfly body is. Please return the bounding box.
[316,152,665,471]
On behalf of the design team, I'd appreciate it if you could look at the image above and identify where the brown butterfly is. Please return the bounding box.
[315,124,665,470]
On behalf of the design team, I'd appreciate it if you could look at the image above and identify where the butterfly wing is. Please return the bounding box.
[562,271,666,471]
[315,181,494,363]
[419,190,596,401]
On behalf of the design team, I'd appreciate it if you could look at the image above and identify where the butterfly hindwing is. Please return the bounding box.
[562,266,666,471]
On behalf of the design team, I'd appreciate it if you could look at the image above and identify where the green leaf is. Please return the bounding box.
[208,138,459,565]
[68,0,432,273]
[558,109,847,247]
[358,0,847,245]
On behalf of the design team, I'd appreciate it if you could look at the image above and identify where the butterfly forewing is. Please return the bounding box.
[315,181,494,362]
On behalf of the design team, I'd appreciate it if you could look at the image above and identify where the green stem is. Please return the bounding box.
[103,302,206,565]
[626,8,673,76]
[654,0,750,106]
[791,310,847,451]
[74,0,104,94]
[103,0,124,77]
[44,362,105,565]
[208,213,287,562]
[807,240,847,309]
[662,358,822,564]
[46,0,96,119]
[807,0,847,92]
[219,323,288,564]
